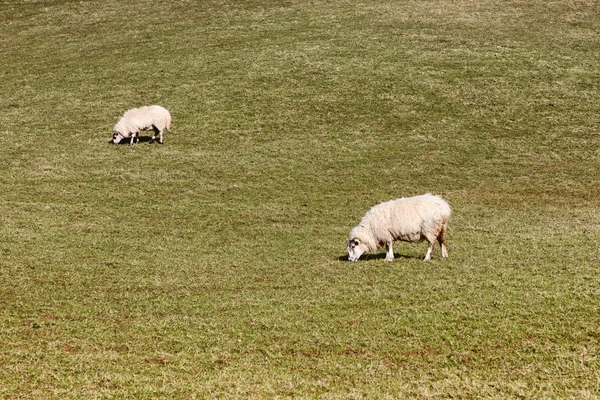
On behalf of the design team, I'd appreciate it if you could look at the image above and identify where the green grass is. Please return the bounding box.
[1,0,599,398]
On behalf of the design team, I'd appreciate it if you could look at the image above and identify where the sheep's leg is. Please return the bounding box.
[385,242,394,262]
[128,132,140,146]
[438,222,448,258]
[423,241,435,261]
[150,125,163,144]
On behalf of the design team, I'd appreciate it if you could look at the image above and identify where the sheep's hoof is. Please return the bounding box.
[384,258,394,262]
[149,139,155,143]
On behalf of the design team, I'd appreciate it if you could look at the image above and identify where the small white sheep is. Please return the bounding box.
[347,193,451,262]
[110,105,171,145]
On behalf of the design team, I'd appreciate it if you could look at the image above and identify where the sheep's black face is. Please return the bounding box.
[347,239,365,262]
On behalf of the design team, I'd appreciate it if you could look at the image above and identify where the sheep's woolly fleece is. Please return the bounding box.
[111,105,171,145]
[348,194,451,262]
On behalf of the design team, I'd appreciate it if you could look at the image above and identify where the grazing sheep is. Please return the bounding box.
[347,194,451,262]
[110,105,171,145]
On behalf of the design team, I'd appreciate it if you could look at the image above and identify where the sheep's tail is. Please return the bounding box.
[438,218,448,245]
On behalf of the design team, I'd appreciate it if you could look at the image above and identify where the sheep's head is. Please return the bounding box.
[110,131,124,144]
[347,237,367,262]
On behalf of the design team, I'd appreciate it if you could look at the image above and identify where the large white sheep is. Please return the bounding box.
[347,194,451,262]
[110,105,171,145]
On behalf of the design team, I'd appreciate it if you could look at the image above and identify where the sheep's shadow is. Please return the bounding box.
[109,136,163,145]
[337,253,417,262]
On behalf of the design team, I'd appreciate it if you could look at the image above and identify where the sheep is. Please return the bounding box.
[110,105,171,145]
[347,194,451,262]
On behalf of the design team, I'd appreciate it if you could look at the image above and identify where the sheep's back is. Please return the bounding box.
[115,106,171,134]
[361,194,450,243]
[142,106,171,130]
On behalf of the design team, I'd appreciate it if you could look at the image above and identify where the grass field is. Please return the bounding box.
[1,0,599,398]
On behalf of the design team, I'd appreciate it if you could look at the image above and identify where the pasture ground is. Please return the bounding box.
[1,0,599,398]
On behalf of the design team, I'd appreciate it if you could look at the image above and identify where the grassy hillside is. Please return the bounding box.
[1,0,599,398]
